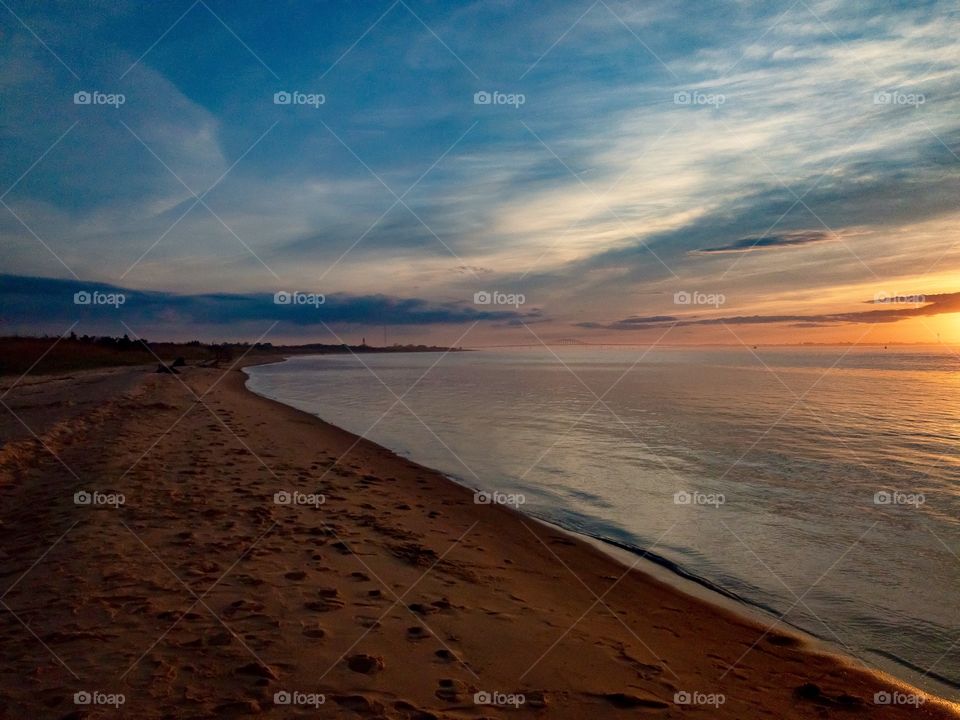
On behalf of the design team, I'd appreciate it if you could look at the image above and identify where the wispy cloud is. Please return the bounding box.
[579,291,959,331]
[694,230,831,254]
[0,274,540,338]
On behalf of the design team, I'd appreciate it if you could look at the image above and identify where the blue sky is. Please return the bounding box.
[1,0,959,344]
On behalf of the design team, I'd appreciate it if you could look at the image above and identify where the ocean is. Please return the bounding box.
[245,346,960,698]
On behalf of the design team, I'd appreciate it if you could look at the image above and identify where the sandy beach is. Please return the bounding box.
[0,360,957,719]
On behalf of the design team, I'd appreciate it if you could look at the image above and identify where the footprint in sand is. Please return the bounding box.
[599,692,669,710]
[406,626,431,640]
[156,610,203,621]
[346,653,384,674]
[305,588,344,612]
[222,599,265,619]
[234,574,264,587]
[435,678,470,703]
[767,632,801,647]
[332,695,386,715]
[794,683,864,709]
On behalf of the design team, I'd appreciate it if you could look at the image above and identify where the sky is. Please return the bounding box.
[1,0,959,346]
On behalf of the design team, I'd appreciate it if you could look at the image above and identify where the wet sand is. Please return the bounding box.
[0,361,956,719]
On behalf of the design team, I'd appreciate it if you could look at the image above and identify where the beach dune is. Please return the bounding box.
[0,363,955,719]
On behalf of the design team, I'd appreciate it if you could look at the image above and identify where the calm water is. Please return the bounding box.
[246,347,960,697]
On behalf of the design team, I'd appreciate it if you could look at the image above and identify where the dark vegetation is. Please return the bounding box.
[0,333,463,376]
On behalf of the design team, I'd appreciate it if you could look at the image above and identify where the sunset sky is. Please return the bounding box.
[1,0,959,346]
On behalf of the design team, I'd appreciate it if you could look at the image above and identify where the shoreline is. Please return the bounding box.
[239,354,960,713]
[242,353,957,701]
[244,359,811,646]
[0,360,956,718]
[532,516,960,697]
